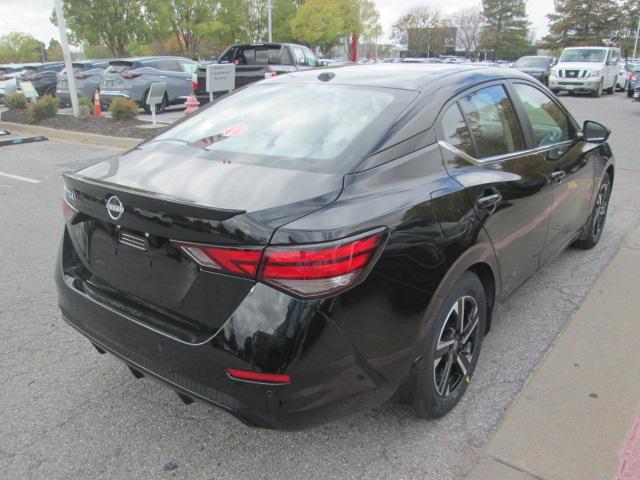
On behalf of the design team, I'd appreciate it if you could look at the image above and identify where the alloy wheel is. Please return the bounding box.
[433,296,480,397]
[593,182,609,238]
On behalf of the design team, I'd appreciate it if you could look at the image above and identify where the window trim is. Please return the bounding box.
[436,78,581,165]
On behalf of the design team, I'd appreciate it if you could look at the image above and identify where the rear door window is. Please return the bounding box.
[459,85,525,159]
[302,47,317,67]
[158,59,182,72]
[292,47,306,66]
[513,83,571,147]
[441,104,475,156]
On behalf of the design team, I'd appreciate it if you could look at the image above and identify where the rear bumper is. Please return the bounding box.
[55,235,403,430]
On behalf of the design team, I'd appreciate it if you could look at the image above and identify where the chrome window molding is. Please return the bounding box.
[438,139,576,165]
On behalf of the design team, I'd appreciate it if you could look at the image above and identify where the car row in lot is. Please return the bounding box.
[57,63,614,429]
[0,62,65,99]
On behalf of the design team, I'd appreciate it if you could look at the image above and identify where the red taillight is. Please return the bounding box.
[179,244,262,277]
[226,368,291,385]
[631,74,637,81]
[259,230,385,298]
[176,229,386,298]
[120,71,141,79]
[62,198,77,222]
[264,71,277,79]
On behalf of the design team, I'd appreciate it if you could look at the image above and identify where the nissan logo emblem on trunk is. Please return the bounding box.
[106,195,124,221]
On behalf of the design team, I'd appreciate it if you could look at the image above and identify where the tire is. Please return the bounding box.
[592,80,603,97]
[551,89,560,95]
[628,88,634,98]
[606,80,615,95]
[413,271,487,419]
[143,91,167,114]
[573,173,612,250]
[44,85,56,97]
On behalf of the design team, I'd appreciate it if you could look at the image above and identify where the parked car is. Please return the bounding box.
[57,64,614,430]
[196,43,318,102]
[17,62,65,96]
[0,64,25,99]
[512,55,555,85]
[628,64,640,97]
[100,56,198,113]
[56,59,111,105]
[549,46,621,96]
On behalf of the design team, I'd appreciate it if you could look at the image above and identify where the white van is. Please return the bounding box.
[549,46,621,97]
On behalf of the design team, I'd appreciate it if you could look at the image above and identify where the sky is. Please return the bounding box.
[0,0,556,47]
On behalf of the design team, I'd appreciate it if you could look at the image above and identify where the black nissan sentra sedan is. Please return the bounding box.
[56,64,614,429]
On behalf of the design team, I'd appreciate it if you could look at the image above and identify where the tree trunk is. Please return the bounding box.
[350,34,359,62]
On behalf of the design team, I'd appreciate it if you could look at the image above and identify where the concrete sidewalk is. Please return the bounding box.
[466,225,640,480]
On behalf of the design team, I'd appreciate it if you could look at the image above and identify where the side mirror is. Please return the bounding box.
[582,120,610,144]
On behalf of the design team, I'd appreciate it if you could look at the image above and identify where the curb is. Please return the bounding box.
[0,121,142,150]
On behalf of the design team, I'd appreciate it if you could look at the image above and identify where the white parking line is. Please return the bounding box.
[0,171,41,184]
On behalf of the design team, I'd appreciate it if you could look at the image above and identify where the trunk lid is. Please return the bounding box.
[63,140,343,343]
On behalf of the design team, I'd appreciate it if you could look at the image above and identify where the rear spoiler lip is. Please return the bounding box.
[62,172,246,221]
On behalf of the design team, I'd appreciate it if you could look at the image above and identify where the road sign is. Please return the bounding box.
[206,64,235,97]
[146,82,167,126]
[19,81,38,101]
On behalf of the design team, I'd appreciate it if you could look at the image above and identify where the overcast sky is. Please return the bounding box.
[0,0,555,47]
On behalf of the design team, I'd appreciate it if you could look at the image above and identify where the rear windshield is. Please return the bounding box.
[106,62,136,73]
[560,49,606,63]
[514,57,549,68]
[155,83,414,173]
[220,46,284,65]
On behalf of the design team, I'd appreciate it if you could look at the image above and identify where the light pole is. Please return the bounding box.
[54,0,79,117]
[267,0,272,42]
[633,15,640,60]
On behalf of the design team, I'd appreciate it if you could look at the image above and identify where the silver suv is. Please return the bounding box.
[56,60,111,105]
[100,56,197,113]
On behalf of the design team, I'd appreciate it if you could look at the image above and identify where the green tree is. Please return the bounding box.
[616,0,640,56]
[149,0,222,58]
[51,0,155,57]
[481,0,533,60]
[0,32,44,63]
[451,6,484,58]
[290,0,345,49]
[46,39,64,61]
[272,0,301,42]
[545,0,620,48]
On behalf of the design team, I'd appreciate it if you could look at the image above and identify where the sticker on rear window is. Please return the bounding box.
[223,124,247,137]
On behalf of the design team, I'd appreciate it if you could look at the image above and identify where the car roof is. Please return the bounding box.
[267,64,532,91]
[110,56,194,63]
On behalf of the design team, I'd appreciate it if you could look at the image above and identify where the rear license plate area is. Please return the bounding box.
[118,228,148,251]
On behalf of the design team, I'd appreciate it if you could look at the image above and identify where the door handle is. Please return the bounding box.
[551,170,566,183]
[477,193,502,211]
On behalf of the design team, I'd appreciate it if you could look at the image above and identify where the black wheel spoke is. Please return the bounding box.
[454,298,465,332]
[435,339,454,359]
[462,308,479,344]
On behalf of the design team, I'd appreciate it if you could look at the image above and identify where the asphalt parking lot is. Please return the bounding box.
[1,93,640,480]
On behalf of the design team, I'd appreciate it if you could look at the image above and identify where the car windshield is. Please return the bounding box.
[514,57,549,68]
[155,83,412,173]
[560,49,606,63]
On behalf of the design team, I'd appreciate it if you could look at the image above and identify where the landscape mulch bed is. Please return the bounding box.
[2,109,170,140]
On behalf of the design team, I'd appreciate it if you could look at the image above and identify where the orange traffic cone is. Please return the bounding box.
[94,90,102,117]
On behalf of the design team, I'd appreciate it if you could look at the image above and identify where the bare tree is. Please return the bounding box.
[450,6,484,58]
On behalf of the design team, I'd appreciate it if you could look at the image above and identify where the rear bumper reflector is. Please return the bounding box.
[226,368,292,385]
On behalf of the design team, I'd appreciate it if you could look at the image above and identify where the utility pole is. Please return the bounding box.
[54,0,79,117]
[267,0,272,42]
[633,15,640,60]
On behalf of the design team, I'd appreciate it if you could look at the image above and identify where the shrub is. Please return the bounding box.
[6,92,28,110]
[79,96,94,116]
[109,97,138,121]
[27,95,59,122]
